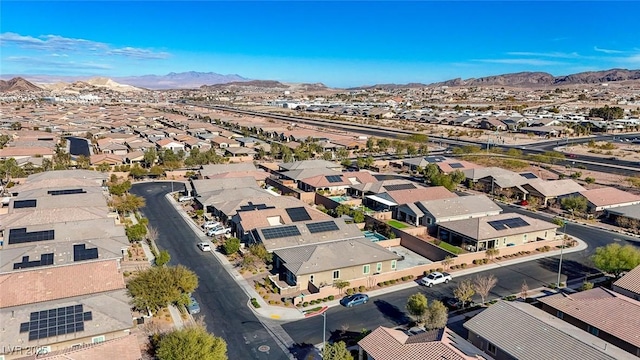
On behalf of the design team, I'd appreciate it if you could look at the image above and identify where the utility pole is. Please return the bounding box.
[557,220,568,290]
[321,310,327,353]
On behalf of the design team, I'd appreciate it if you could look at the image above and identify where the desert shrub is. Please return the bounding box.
[401,276,409,281]
[358,285,366,292]
[303,302,309,307]
[346,288,355,296]
[460,263,467,268]
[389,279,397,284]
[328,295,335,301]
[436,267,444,272]
[377,282,383,287]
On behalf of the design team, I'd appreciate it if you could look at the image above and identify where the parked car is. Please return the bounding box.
[443,296,475,310]
[197,242,211,252]
[207,226,231,237]
[420,271,452,287]
[340,293,369,307]
[186,295,200,314]
[178,195,193,202]
[202,221,221,229]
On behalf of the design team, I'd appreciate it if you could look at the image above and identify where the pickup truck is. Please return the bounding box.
[207,226,231,237]
[420,271,452,287]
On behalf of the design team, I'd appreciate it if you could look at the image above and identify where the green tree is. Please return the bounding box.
[108,179,132,196]
[591,243,640,277]
[75,155,91,169]
[377,138,390,152]
[155,250,171,266]
[111,193,146,215]
[352,211,365,223]
[321,341,353,360]
[129,165,148,179]
[589,105,624,120]
[125,223,148,242]
[127,265,198,313]
[333,279,350,295]
[406,293,428,324]
[149,165,165,177]
[156,323,227,360]
[249,244,272,264]
[425,300,448,330]
[560,196,587,215]
[222,237,241,255]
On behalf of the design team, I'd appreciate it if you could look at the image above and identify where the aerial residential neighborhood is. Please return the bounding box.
[2,1,640,358]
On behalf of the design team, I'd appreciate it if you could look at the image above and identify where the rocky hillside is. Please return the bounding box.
[0,77,42,92]
[430,68,640,88]
[116,71,249,89]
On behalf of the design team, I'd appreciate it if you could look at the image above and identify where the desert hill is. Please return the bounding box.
[0,77,42,92]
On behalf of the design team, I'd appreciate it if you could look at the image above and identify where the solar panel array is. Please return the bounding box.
[286,207,312,222]
[20,305,92,341]
[261,225,301,240]
[239,203,273,212]
[74,244,99,262]
[8,228,55,245]
[449,163,464,169]
[47,189,87,196]
[14,254,54,270]
[13,199,37,209]
[325,175,343,183]
[487,217,530,231]
[520,172,538,179]
[383,183,416,192]
[307,221,340,234]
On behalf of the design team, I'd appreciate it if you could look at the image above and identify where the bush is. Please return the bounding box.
[460,263,467,268]
[328,295,335,301]
[302,301,309,307]
[436,267,444,272]
[377,282,383,287]
[296,303,302,307]
[346,288,355,296]
[495,256,502,260]
[358,285,366,292]
[383,280,390,286]
[251,298,261,308]
[389,279,397,285]
[223,237,241,255]
[401,276,408,281]
[473,259,479,265]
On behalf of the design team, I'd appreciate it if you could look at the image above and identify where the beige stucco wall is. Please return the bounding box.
[3,330,131,359]
[297,258,397,288]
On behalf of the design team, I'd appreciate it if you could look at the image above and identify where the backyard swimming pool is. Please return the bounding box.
[363,230,388,242]
[330,196,350,202]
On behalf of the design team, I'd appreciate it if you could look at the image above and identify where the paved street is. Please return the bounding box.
[131,182,291,360]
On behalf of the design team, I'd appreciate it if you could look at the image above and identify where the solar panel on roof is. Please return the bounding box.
[47,189,86,196]
[14,199,37,209]
[487,217,530,231]
[306,221,340,234]
[325,175,343,183]
[20,305,92,341]
[286,207,312,222]
[449,163,464,169]
[73,244,99,262]
[383,183,417,192]
[13,253,54,269]
[8,228,55,245]
[520,172,538,179]
[261,225,301,240]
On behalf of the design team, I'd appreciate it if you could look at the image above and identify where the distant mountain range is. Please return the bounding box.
[0,71,249,90]
[2,68,640,92]
[352,68,640,89]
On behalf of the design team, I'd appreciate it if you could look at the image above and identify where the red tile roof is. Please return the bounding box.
[0,260,125,308]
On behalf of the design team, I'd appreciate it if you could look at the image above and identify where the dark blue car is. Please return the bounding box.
[340,293,369,307]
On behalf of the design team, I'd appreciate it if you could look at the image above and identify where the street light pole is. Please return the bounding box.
[557,221,567,290]
[322,311,327,352]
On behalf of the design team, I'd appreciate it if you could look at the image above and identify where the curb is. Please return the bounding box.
[303,306,328,318]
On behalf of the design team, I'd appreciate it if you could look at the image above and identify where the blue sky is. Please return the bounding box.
[1,1,639,87]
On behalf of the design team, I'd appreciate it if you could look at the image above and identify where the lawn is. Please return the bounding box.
[387,220,408,229]
[436,241,461,255]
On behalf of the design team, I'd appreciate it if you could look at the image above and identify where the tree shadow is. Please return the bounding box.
[536,257,600,283]
[329,330,365,347]
[288,342,318,360]
[373,299,410,325]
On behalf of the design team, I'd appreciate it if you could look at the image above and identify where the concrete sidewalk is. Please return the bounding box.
[165,192,588,322]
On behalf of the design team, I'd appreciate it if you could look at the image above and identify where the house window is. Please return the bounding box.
[487,342,496,355]
[310,275,315,284]
[523,234,528,242]
[391,260,397,270]
[427,217,433,224]
[363,265,370,275]
[332,270,340,280]
[544,231,548,238]
[588,326,599,336]
[503,238,506,245]
[92,335,106,344]
[376,262,382,273]
[557,311,564,319]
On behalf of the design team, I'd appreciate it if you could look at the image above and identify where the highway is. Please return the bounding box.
[131,182,291,360]
[190,102,640,176]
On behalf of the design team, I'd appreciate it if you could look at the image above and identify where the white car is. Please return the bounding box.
[207,226,231,237]
[202,221,221,229]
[420,271,452,287]
[197,242,211,252]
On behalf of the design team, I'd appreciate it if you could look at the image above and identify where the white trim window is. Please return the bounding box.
[391,260,397,270]
[363,265,370,274]
[332,270,340,280]
[376,262,382,273]
[92,335,106,344]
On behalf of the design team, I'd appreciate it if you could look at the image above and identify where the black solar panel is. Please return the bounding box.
[13,253,54,270]
[286,207,312,222]
[13,199,37,209]
[47,189,87,196]
[307,221,340,234]
[20,305,92,341]
[449,163,464,169]
[383,183,417,192]
[73,244,99,262]
[8,228,55,245]
[488,217,530,231]
[261,225,301,240]
[238,203,273,211]
[325,175,343,183]
[520,172,538,179]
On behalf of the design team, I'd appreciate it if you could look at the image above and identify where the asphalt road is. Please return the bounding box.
[282,206,640,346]
[131,182,290,360]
